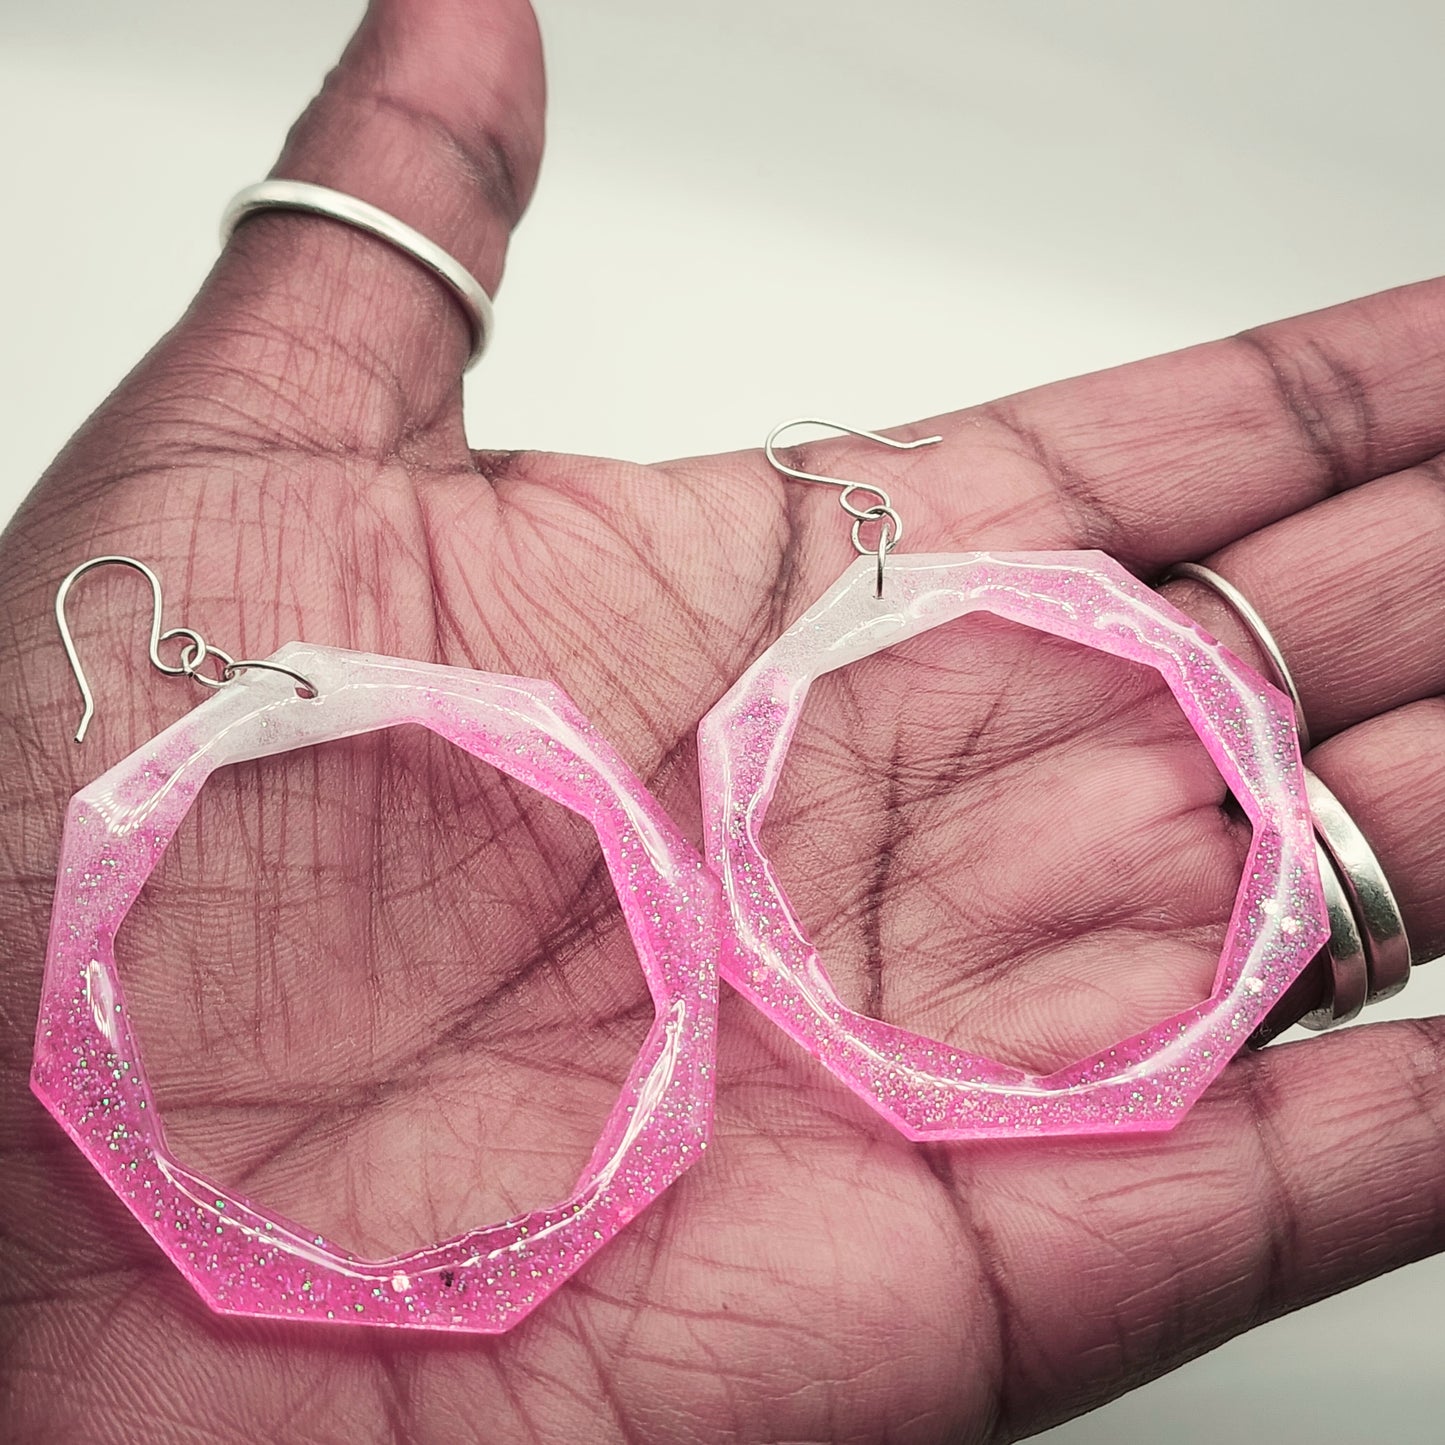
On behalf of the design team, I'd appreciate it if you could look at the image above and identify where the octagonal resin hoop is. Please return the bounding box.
[698,552,1329,1140]
[33,644,722,1332]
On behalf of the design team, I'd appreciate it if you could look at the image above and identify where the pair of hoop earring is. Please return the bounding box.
[32,421,1328,1333]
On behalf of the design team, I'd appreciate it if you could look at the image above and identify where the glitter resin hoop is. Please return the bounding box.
[33,645,721,1332]
[698,552,1328,1139]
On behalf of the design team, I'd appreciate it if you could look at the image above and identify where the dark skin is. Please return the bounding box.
[3,2,1445,1441]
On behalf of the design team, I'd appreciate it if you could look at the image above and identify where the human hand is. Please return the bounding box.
[2,2,1444,1441]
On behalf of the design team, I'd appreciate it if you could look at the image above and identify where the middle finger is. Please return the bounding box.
[1159,461,1445,742]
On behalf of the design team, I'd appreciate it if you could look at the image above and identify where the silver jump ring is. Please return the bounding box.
[850,506,901,601]
[223,658,321,698]
[1162,561,1311,750]
[849,504,903,557]
[179,640,320,700]
[221,180,495,370]
[178,639,231,689]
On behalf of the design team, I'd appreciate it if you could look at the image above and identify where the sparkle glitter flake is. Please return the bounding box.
[697,551,1329,1139]
[32,645,723,1332]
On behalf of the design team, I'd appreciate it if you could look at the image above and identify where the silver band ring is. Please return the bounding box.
[1163,561,1311,750]
[220,180,495,370]
[1305,771,1411,1002]
[1297,838,1369,1031]
[1161,560,1413,1035]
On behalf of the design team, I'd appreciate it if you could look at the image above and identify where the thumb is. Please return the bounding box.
[137,0,544,461]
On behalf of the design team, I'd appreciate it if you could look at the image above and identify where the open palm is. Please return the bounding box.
[3,3,1445,1441]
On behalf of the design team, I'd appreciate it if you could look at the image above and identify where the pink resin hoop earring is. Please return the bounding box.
[698,551,1328,1140]
[33,644,722,1332]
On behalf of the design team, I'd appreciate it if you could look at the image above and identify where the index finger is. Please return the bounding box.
[787,278,1445,567]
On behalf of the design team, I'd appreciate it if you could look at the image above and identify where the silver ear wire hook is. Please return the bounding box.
[763,419,942,597]
[56,555,320,744]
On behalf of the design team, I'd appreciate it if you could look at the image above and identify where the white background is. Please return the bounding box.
[2,2,1443,1440]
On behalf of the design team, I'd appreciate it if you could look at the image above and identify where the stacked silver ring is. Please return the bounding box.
[1162,563,1411,1041]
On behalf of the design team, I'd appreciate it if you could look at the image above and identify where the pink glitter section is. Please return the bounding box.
[33,646,723,1332]
[698,552,1329,1139]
